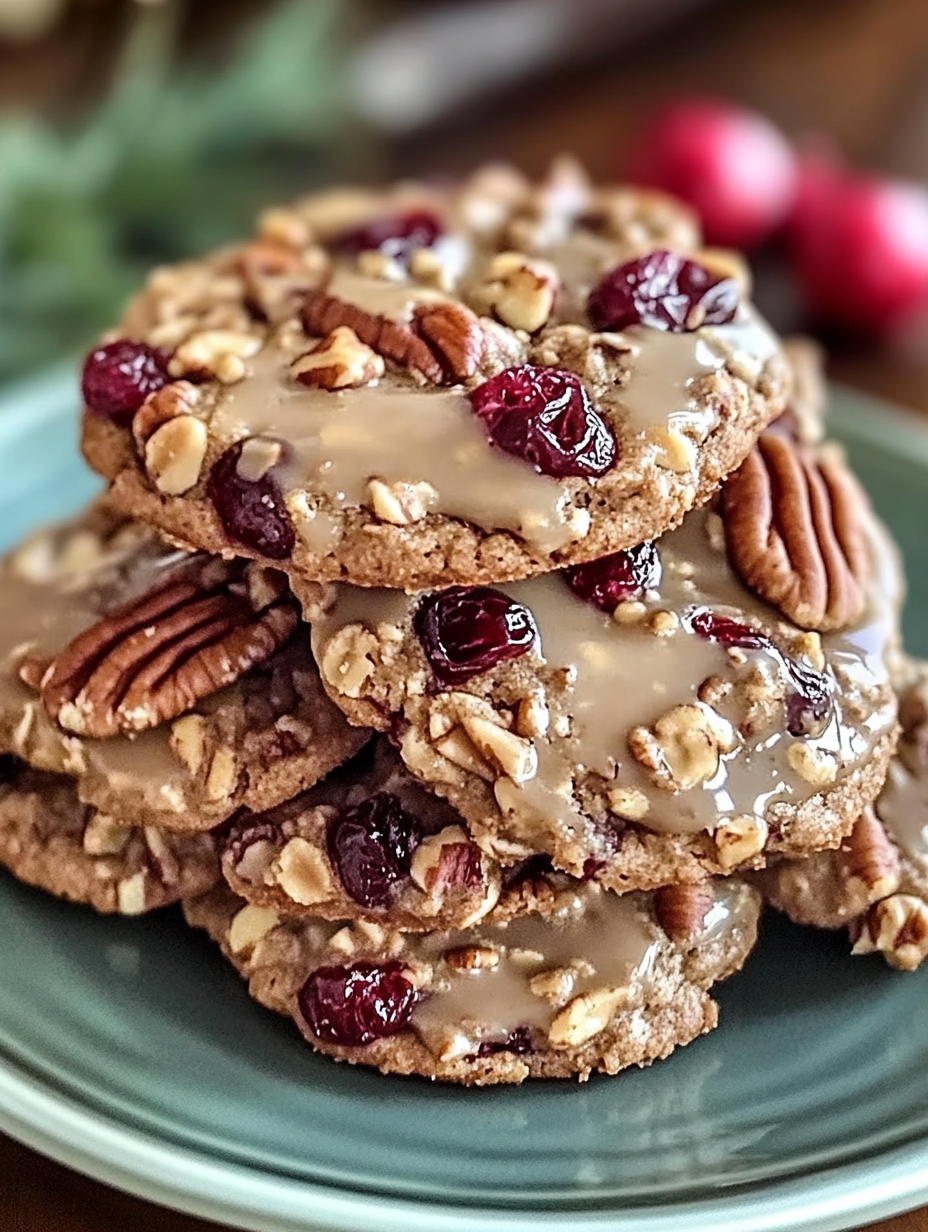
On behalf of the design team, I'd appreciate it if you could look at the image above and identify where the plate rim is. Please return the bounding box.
[3,368,928,1232]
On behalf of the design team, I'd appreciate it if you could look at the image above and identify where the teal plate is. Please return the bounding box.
[1,370,928,1232]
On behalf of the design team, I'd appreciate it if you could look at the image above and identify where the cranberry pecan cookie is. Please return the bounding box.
[307,441,900,891]
[81,160,788,591]
[0,758,218,914]
[0,504,367,831]
[761,658,928,971]
[184,874,760,1084]
[222,740,502,932]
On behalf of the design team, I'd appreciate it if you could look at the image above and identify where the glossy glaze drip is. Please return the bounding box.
[314,505,898,839]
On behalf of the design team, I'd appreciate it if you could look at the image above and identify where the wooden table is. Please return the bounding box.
[5,0,928,1226]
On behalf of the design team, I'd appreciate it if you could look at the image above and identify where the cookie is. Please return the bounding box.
[308,439,899,890]
[0,758,218,914]
[184,873,760,1084]
[0,504,368,831]
[222,739,503,932]
[81,160,788,591]
[760,658,928,971]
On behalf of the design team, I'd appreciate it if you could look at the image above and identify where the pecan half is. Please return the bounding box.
[303,288,444,382]
[839,807,900,902]
[302,290,484,385]
[722,435,871,631]
[412,302,484,382]
[27,563,297,738]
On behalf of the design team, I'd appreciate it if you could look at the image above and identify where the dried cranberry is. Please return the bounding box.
[784,663,832,737]
[206,439,295,560]
[688,607,832,738]
[475,1027,534,1057]
[468,365,616,479]
[81,340,171,423]
[587,250,739,333]
[563,542,661,613]
[327,793,423,908]
[298,961,417,1046]
[414,586,537,686]
[335,209,443,260]
[581,857,605,881]
[687,609,770,652]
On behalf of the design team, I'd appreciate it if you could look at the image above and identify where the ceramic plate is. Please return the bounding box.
[1,369,928,1232]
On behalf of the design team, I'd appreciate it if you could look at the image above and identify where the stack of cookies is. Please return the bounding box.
[0,159,920,1086]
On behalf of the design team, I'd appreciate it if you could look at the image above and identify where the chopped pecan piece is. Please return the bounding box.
[302,290,484,384]
[25,563,297,737]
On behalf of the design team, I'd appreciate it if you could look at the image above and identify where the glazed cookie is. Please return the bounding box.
[184,874,760,1084]
[0,505,368,831]
[0,758,218,914]
[222,740,502,932]
[81,160,788,591]
[761,659,928,971]
[308,438,899,891]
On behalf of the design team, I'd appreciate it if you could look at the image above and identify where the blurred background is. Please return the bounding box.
[2,0,928,409]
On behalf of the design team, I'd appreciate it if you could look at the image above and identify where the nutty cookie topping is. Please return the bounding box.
[309,494,899,881]
[0,505,366,830]
[222,741,501,932]
[81,160,788,590]
[185,875,760,1082]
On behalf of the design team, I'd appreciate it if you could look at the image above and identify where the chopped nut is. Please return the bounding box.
[170,713,207,777]
[274,837,334,905]
[366,478,438,526]
[787,742,838,787]
[794,630,826,673]
[319,625,378,698]
[548,986,626,1047]
[647,610,679,637]
[353,919,388,947]
[629,703,735,791]
[613,600,647,626]
[478,251,558,333]
[655,883,715,940]
[515,694,549,739]
[651,425,697,473]
[132,381,200,453]
[433,727,496,780]
[705,511,726,553]
[236,437,282,482]
[144,416,208,495]
[529,966,575,1006]
[117,871,147,916]
[246,563,288,611]
[205,746,237,801]
[327,926,356,957]
[444,945,500,972]
[291,325,385,390]
[228,904,280,955]
[842,808,900,900]
[851,894,928,971]
[169,329,262,384]
[410,825,479,894]
[257,206,312,249]
[714,814,768,869]
[607,785,650,821]
[458,713,537,783]
[83,813,131,856]
[428,708,455,741]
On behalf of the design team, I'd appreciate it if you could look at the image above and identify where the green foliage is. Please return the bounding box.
[0,0,351,381]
